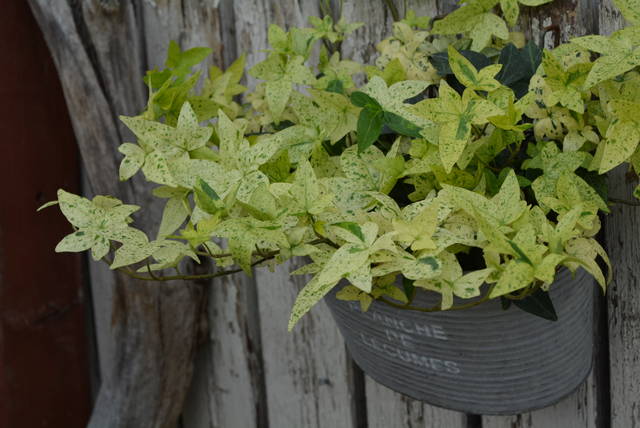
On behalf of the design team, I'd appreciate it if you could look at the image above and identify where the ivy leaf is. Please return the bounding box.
[332,222,366,242]
[432,0,508,51]
[54,190,146,261]
[599,118,640,174]
[512,288,558,321]
[412,80,503,172]
[523,142,590,210]
[383,112,422,138]
[496,42,542,98]
[120,102,212,185]
[538,51,590,113]
[613,0,640,24]
[392,200,440,251]
[189,54,247,121]
[336,285,374,312]
[572,27,640,89]
[431,50,492,77]
[448,46,503,92]
[565,237,612,291]
[215,217,287,273]
[157,194,190,238]
[118,143,146,181]
[165,40,212,78]
[309,89,359,143]
[360,76,430,128]
[288,243,371,330]
[596,99,640,173]
[250,54,315,120]
[490,260,535,298]
[356,104,385,153]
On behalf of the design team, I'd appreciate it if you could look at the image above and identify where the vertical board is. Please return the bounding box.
[256,261,360,428]
[237,1,361,426]
[139,2,270,428]
[182,275,267,428]
[598,3,640,427]
[483,1,604,427]
[0,1,91,426]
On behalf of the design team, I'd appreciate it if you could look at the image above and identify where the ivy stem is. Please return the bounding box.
[193,238,331,259]
[118,254,276,282]
[608,197,640,207]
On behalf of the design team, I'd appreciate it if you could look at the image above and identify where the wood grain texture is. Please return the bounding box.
[233,2,359,425]
[598,3,640,427]
[182,274,267,428]
[256,261,359,428]
[27,1,207,427]
[365,381,467,428]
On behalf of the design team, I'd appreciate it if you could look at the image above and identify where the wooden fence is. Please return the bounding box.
[28,0,638,427]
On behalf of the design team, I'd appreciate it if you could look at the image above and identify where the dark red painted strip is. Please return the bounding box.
[0,2,91,427]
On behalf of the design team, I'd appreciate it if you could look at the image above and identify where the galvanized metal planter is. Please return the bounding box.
[325,268,594,415]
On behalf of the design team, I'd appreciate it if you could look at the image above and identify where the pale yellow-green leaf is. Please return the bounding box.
[336,285,373,312]
[118,143,146,181]
[598,120,640,173]
[55,231,94,254]
[288,243,370,330]
[490,260,534,298]
[392,200,440,251]
[448,46,503,92]
[157,197,189,238]
[453,268,494,300]
[265,78,292,121]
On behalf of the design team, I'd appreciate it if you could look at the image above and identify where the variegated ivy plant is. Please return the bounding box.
[42,0,640,330]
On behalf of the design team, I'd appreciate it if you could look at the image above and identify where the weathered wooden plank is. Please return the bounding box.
[255,261,360,428]
[234,3,358,425]
[365,381,467,428]
[231,1,361,426]
[483,2,605,427]
[182,275,267,428]
[27,2,207,427]
[597,3,640,427]
[135,3,270,428]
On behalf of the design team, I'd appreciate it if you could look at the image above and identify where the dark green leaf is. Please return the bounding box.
[326,79,345,94]
[357,107,384,153]
[383,111,423,138]
[484,169,500,196]
[576,168,608,202]
[403,277,416,303]
[500,296,512,310]
[198,178,220,200]
[418,256,440,270]
[513,288,558,321]
[350,91,382,109]
[508,241,533,265]
[496,42,542,98]
[194,178,221,214]
[431,50,492,76]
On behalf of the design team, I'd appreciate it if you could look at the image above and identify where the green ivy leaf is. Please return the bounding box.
[512,288,558,321]
[356,106,384,153]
